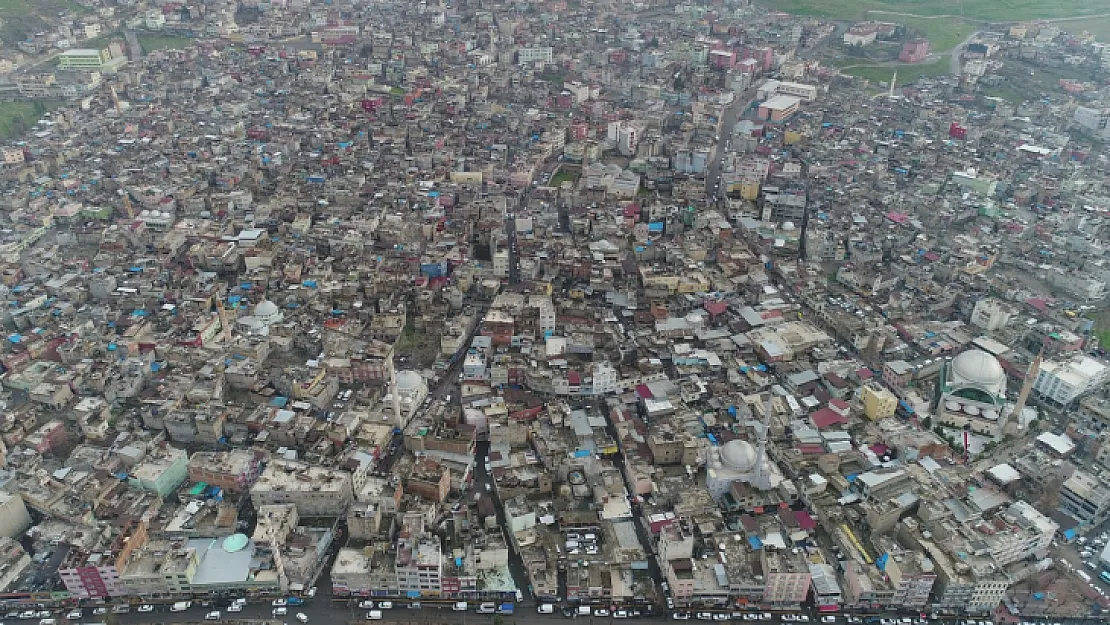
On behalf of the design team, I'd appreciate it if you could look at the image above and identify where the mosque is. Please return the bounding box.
[705,438,783,500]
[934,349,1009,434]
[236,300,284,336]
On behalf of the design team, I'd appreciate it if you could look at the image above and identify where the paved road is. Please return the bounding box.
[705,89,754,201]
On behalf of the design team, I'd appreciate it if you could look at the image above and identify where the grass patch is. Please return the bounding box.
[137,34,194,53]
[899,16,972,52]
[762,0,1110,22]
[550,170,578,186]
[843,57,950,86]
[0,100,63,141]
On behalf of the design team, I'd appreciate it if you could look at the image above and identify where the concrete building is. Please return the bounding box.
[861,384,898,420]
[251,459,355,517]
[130,447,189,497]
[1034,356,1109,409]
[187,450,262,493]
[1059,469,1110,527]
[0,492,31,539]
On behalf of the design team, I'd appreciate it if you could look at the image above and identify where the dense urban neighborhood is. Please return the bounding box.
[4,1,1110,625]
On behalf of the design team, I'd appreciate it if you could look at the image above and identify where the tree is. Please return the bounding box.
[921,416,932,430]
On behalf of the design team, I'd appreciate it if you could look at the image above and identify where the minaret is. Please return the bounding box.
[1001,347,1042,437]
[391,361,402,427]
[754,393,773,491]
[889,72,897,98]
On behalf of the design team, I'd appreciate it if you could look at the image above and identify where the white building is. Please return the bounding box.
[517,46,553,64]
[1033,356,1109,408]
[970,298,1013,332]
[0,492,31,539]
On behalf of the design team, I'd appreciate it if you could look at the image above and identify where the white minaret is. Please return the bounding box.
[390,360,402,428]
[889,72,897,98]
[753,393,774,491]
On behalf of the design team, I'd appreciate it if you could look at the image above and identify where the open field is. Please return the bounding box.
[898,16,972,52]
[842,57,950,85]
[0,100,63,141]
[137,34,194,53]
[0,0,87,43]
[765,0,1110,22]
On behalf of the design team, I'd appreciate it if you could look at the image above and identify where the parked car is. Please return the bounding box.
[272,599,287,607]
[377,602,393,610]
[204,611,221,621]
[227,604,242,613]
[358,601,375,609]
[65,610,81,620]
[594,609,610,617]
[673,613,691,621]
[273,608,287,616]
[296,612,309,622]
[367,611,383,620]
[137,605,154,613]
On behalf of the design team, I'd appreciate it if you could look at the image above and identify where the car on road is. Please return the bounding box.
[377,602,393,609]
[227,604,242,613]
[112,606,130,614]
[34,612,50,619]
[204,611,220,621]
[537,605,555,614]
[821,618,837,624]
[272,599,287,607]
[296,612,309,622]
[453,602,468,612]
[673,613,690,621]
[367,611,383,620]
[273,608,287,616]
[138,605,154,613]
[358,601,375,609]
[65,610,81,620]
[92,608,107,616]
[19,611,35,619]
[696,613,714,621]
[594,609,610,617]
[614,610,628,618]
[712,614,729,621]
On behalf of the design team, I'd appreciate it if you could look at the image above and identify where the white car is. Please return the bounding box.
[673,613,691,621]
[273,608,287,616]
[367,611,383,620]
[614,610,629,618]
[205,612,221,621]
[272,599,287,607]
[19,611,35,619]
[594,609,610,617]
[377,601,393,609]
[138,605,154,613]
[822,618,837,624]
[66,611,81,620]
[358,601,375,609]
[296,612,309,623]
[92,608,107,616]
[227,604,242,613]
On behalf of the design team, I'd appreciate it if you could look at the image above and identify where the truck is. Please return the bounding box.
[170,602,192,613]
[286,597,305,606]
[497,603,514,615]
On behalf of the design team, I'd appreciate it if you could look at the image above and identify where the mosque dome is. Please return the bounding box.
[397,370,422,390]
[949,349,1006,399]
[720,439,758,473]
[254,300,279,319]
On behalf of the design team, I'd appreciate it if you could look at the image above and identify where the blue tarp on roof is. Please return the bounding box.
[271,396,289,408]
[573,449,591,458]
[748,536,762,550]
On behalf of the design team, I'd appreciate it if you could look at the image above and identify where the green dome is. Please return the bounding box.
[223,533,249,553]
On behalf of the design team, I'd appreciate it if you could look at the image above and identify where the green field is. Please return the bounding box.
[766,0,1110,21]
[0,100,63,141]
[842,57,950,86]
[137,34,194,53]
[0,0,88,43]
[898,16,972,52]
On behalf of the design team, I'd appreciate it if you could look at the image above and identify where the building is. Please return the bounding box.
[861,384,898,420]
[57,48,126,72]
[1074,106,1110,141]
[1059,469,1110,527]
[899,39,930,63]
[762,547,812,606]
[395,514,442,593]
[970,298,1014,332]
[251,459,355,517]
[517,46,553,64]
[130,447,189,497]
[0,492,31,539]
[757,95,801,122]
[188,450,262,493]
[1034,356,1109,409]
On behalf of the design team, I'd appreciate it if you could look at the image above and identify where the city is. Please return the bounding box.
[1,1,1110,625]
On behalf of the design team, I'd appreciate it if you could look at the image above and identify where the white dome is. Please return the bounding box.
[254,300,279,318]
[396,370,423,391]
[950,349,1006,396]
[720,439,758,473]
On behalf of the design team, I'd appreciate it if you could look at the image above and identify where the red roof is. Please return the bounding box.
[829,398,850,410]
[568,371,581,385]
[704,301,728,317]
[635,384,653,399]
[855,368,873,380]
[795,511,816,530]
[811,407,848,429]
[796,443,825,455]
